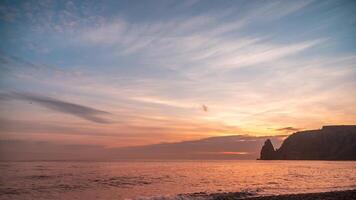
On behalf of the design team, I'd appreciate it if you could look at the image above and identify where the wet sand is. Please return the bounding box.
[241,189,356,200]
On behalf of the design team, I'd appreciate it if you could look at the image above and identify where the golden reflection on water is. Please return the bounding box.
[0,160,355,199]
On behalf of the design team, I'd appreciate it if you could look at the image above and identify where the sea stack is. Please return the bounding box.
[260,139,276,160]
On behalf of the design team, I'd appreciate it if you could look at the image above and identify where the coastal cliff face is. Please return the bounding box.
[260,125,356,160]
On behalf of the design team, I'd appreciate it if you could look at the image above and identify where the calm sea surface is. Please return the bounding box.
[0,160,355,199]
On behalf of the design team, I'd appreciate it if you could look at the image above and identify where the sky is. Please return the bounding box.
[0,135,285,160]
[0,0,356,151]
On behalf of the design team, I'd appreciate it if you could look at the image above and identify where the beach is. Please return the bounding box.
[240,190,356,200]
[173,190,356,200]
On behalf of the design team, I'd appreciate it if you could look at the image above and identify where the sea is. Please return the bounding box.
[0,160,355,200]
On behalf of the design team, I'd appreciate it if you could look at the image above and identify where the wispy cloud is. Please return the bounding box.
[76,3,320,71]
[130,96,195,109]
[275,127,301,132]
[1,92,112,124]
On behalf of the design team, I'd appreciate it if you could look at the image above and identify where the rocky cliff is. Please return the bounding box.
[260,125,356,160]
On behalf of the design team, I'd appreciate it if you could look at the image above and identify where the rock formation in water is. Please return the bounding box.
[259,139,276,160]
[260,125,356,160]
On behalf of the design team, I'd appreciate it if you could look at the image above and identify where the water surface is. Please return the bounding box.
[0,160,355,199]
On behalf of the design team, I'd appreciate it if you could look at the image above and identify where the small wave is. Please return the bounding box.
[90,175,172,188]
[267,181,278,185]
[130,190,256,200]
[26,175,53,180]
[90,176,153,188]
[0,188,29,195]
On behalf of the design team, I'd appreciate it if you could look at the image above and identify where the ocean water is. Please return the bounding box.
[0,160,355,200]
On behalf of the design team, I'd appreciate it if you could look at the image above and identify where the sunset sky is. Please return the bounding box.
[1,0,356,148]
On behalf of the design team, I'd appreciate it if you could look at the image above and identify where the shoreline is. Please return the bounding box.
[175,189,356,200]
[243,189,356,200]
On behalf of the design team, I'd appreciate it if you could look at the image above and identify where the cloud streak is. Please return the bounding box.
[77,9,321,72]
[275,127,301,132]
[1,92,112,124]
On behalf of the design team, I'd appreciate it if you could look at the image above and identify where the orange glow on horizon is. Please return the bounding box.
[220,151,250,155]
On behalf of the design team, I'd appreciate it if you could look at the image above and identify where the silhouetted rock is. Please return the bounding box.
[260,139,276,160]
[260,125,356,160]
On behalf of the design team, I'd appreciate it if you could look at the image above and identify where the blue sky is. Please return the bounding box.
[0,0,356,147]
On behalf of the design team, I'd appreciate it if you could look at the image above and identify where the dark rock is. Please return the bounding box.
[260,125,356,160]
[260,139,276,160]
